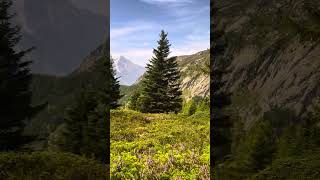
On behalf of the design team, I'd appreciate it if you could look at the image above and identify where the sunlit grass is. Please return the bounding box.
[110,109,210,179]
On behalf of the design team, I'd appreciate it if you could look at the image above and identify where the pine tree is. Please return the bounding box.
[97,53,122,109]
[86,103,109,162]
[0,0,36,150]
[58,41,121,163]
[128,90,142,111]
[93,42,121,163]
[61,89,97,154]
[165,56,182,113]
[140,30,182,113]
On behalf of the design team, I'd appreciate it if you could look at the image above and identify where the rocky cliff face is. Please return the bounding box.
[177,50,210,101]
[214,0,320,124]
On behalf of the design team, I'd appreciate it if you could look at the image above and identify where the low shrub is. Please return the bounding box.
[110,109,210,179]
[0,151,108,180]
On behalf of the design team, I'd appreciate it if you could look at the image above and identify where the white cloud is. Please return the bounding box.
[171,40,209,56]
[139,0,208,20]
[186,29,209,41]
[111,26,150,39]
[171,5,209,17]
[111,22,154,39]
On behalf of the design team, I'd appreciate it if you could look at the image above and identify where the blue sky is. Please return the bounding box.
[111,0,210,66]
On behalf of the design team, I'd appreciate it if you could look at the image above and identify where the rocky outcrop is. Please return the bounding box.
[215,0,320,123]
[177,50,210,101]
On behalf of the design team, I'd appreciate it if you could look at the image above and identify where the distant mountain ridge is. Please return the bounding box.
[113,56,145,86]
[75,48,145,85]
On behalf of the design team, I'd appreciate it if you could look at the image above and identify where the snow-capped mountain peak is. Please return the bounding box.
[113,56,145,86]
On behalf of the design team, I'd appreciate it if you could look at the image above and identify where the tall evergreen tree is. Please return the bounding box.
[56,41,121,163]
[86,103,109,162]
[97,52,122,109]
[0,0,36,150]
[165,56,183,113]
[85,43,122,163]
[60,89,97,154]
[128,89,142,111]
[140,30,182,113]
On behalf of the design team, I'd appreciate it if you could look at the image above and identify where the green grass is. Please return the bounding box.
[0,151,108,180]
[110,109,210,179]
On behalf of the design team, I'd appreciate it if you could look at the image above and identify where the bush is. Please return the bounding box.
[0,151,108,180]
[233,120,275,171]
[216,99,320,179]
[182,100,197,116]
[181,96,209,116]
[251,154,320,180]
[110,109,210,179]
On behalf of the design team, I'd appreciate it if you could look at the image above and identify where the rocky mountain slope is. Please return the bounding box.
[214,0,320,124]
[130,49,210,102]
[177,50,210,101]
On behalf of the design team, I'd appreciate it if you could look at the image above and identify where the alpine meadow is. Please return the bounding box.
[110,0,211,178]
[110,31,210,179]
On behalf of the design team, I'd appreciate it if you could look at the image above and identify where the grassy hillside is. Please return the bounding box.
[110,109,210,179]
